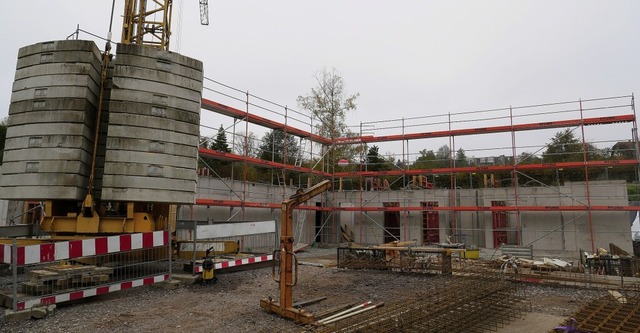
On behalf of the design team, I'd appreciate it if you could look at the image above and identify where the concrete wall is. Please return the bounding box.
[182,177,634,255]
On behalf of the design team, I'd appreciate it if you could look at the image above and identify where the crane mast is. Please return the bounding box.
[121,0,173,50]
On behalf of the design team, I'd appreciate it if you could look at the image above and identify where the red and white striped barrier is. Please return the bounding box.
[194,254,273,273]
[0,231,168,266]
[17,274,168,310]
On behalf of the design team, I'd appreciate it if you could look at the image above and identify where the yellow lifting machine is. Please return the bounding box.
[260,180,332,324]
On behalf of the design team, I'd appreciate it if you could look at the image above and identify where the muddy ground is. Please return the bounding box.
[0,248,605,333]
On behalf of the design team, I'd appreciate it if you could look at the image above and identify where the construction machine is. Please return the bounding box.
[37,0,208,239]
[260,180,332,324]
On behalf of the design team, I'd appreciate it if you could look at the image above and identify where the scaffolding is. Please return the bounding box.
[196,83,639,253]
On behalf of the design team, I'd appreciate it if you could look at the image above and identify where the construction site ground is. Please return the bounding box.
[0,247,607,332]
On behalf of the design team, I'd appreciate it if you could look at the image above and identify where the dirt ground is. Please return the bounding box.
[0,248,605,333]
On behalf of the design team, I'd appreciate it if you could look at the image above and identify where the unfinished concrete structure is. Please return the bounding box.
[189,84,638,256]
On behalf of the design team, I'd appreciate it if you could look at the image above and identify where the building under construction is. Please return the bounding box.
[190,84,638,257]
[1,1,639,331]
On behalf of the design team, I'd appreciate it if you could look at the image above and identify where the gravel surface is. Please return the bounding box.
[0,248,606,333]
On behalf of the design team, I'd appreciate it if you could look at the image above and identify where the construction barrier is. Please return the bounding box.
[0,230,170,311]
[176,220,277,274]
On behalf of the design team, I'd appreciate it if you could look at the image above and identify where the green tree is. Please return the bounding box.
[412,149,438,169]
[435,145,451,167]
[198,126,232,177]
[258,130,300,165]
[211,125,231,153]
[455,148,468,167]
[543,129,599,162]
[542,129,604,183]
[365,145,390,171]
[297,68,359,171]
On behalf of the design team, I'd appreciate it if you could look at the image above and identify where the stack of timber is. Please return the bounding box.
[21,264,113,295]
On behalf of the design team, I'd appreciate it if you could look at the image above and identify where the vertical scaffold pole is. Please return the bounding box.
[243,90,249,221]
[510,106,521,245]
[579,99,596,253]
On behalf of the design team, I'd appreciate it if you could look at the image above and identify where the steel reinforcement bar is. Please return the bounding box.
[307,277,526,332]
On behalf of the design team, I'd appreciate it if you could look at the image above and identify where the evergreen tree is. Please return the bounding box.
[212,125,231,153]
[258,130,300,165]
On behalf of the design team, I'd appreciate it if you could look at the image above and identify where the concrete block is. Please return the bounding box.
[103,150,197,169]
[116,43,203,71]
[112,54,203,81]
[106,138,198,158]
[16,50,102,72]
[109,89,201,113]
[14,62,101,84]
[101,175,196,192]
[7,110,95,128]
[1,160,89,175]
[111,76,201,102]
[100,187,195,204]
[3,146,92,164]
[4,309,33,322]
[30,306,47,319]
[12,74,100,97]
[104,163,196,180]
[107,112,199,135]
[107,100,200,123]
[5,122,93,140]
[0,185,86,200]
[10,86,98,106]
[0,173,88,187]
[4,135,93,153]
[18,40,101,60]
[106,125,197,147]
[9,97,96,115]
[113,65,202,93]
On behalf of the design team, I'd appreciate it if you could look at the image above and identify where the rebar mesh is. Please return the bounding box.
[306,277,526,333]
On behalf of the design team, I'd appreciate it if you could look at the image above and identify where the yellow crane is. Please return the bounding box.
[41,0,209,236]
[121,0,209,50]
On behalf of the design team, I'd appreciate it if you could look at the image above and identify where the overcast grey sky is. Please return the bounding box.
[1,1,639,159]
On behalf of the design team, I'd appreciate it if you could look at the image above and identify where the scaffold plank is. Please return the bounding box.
[333,114,635,144]
[332,159,638,177]
[201,98,332,145]
[198,147,330,177]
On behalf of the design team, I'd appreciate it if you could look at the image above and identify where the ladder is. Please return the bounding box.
[294,138,308,168]
[276,170,286,187]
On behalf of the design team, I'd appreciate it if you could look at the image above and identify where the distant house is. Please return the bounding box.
[611,141,639,160]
